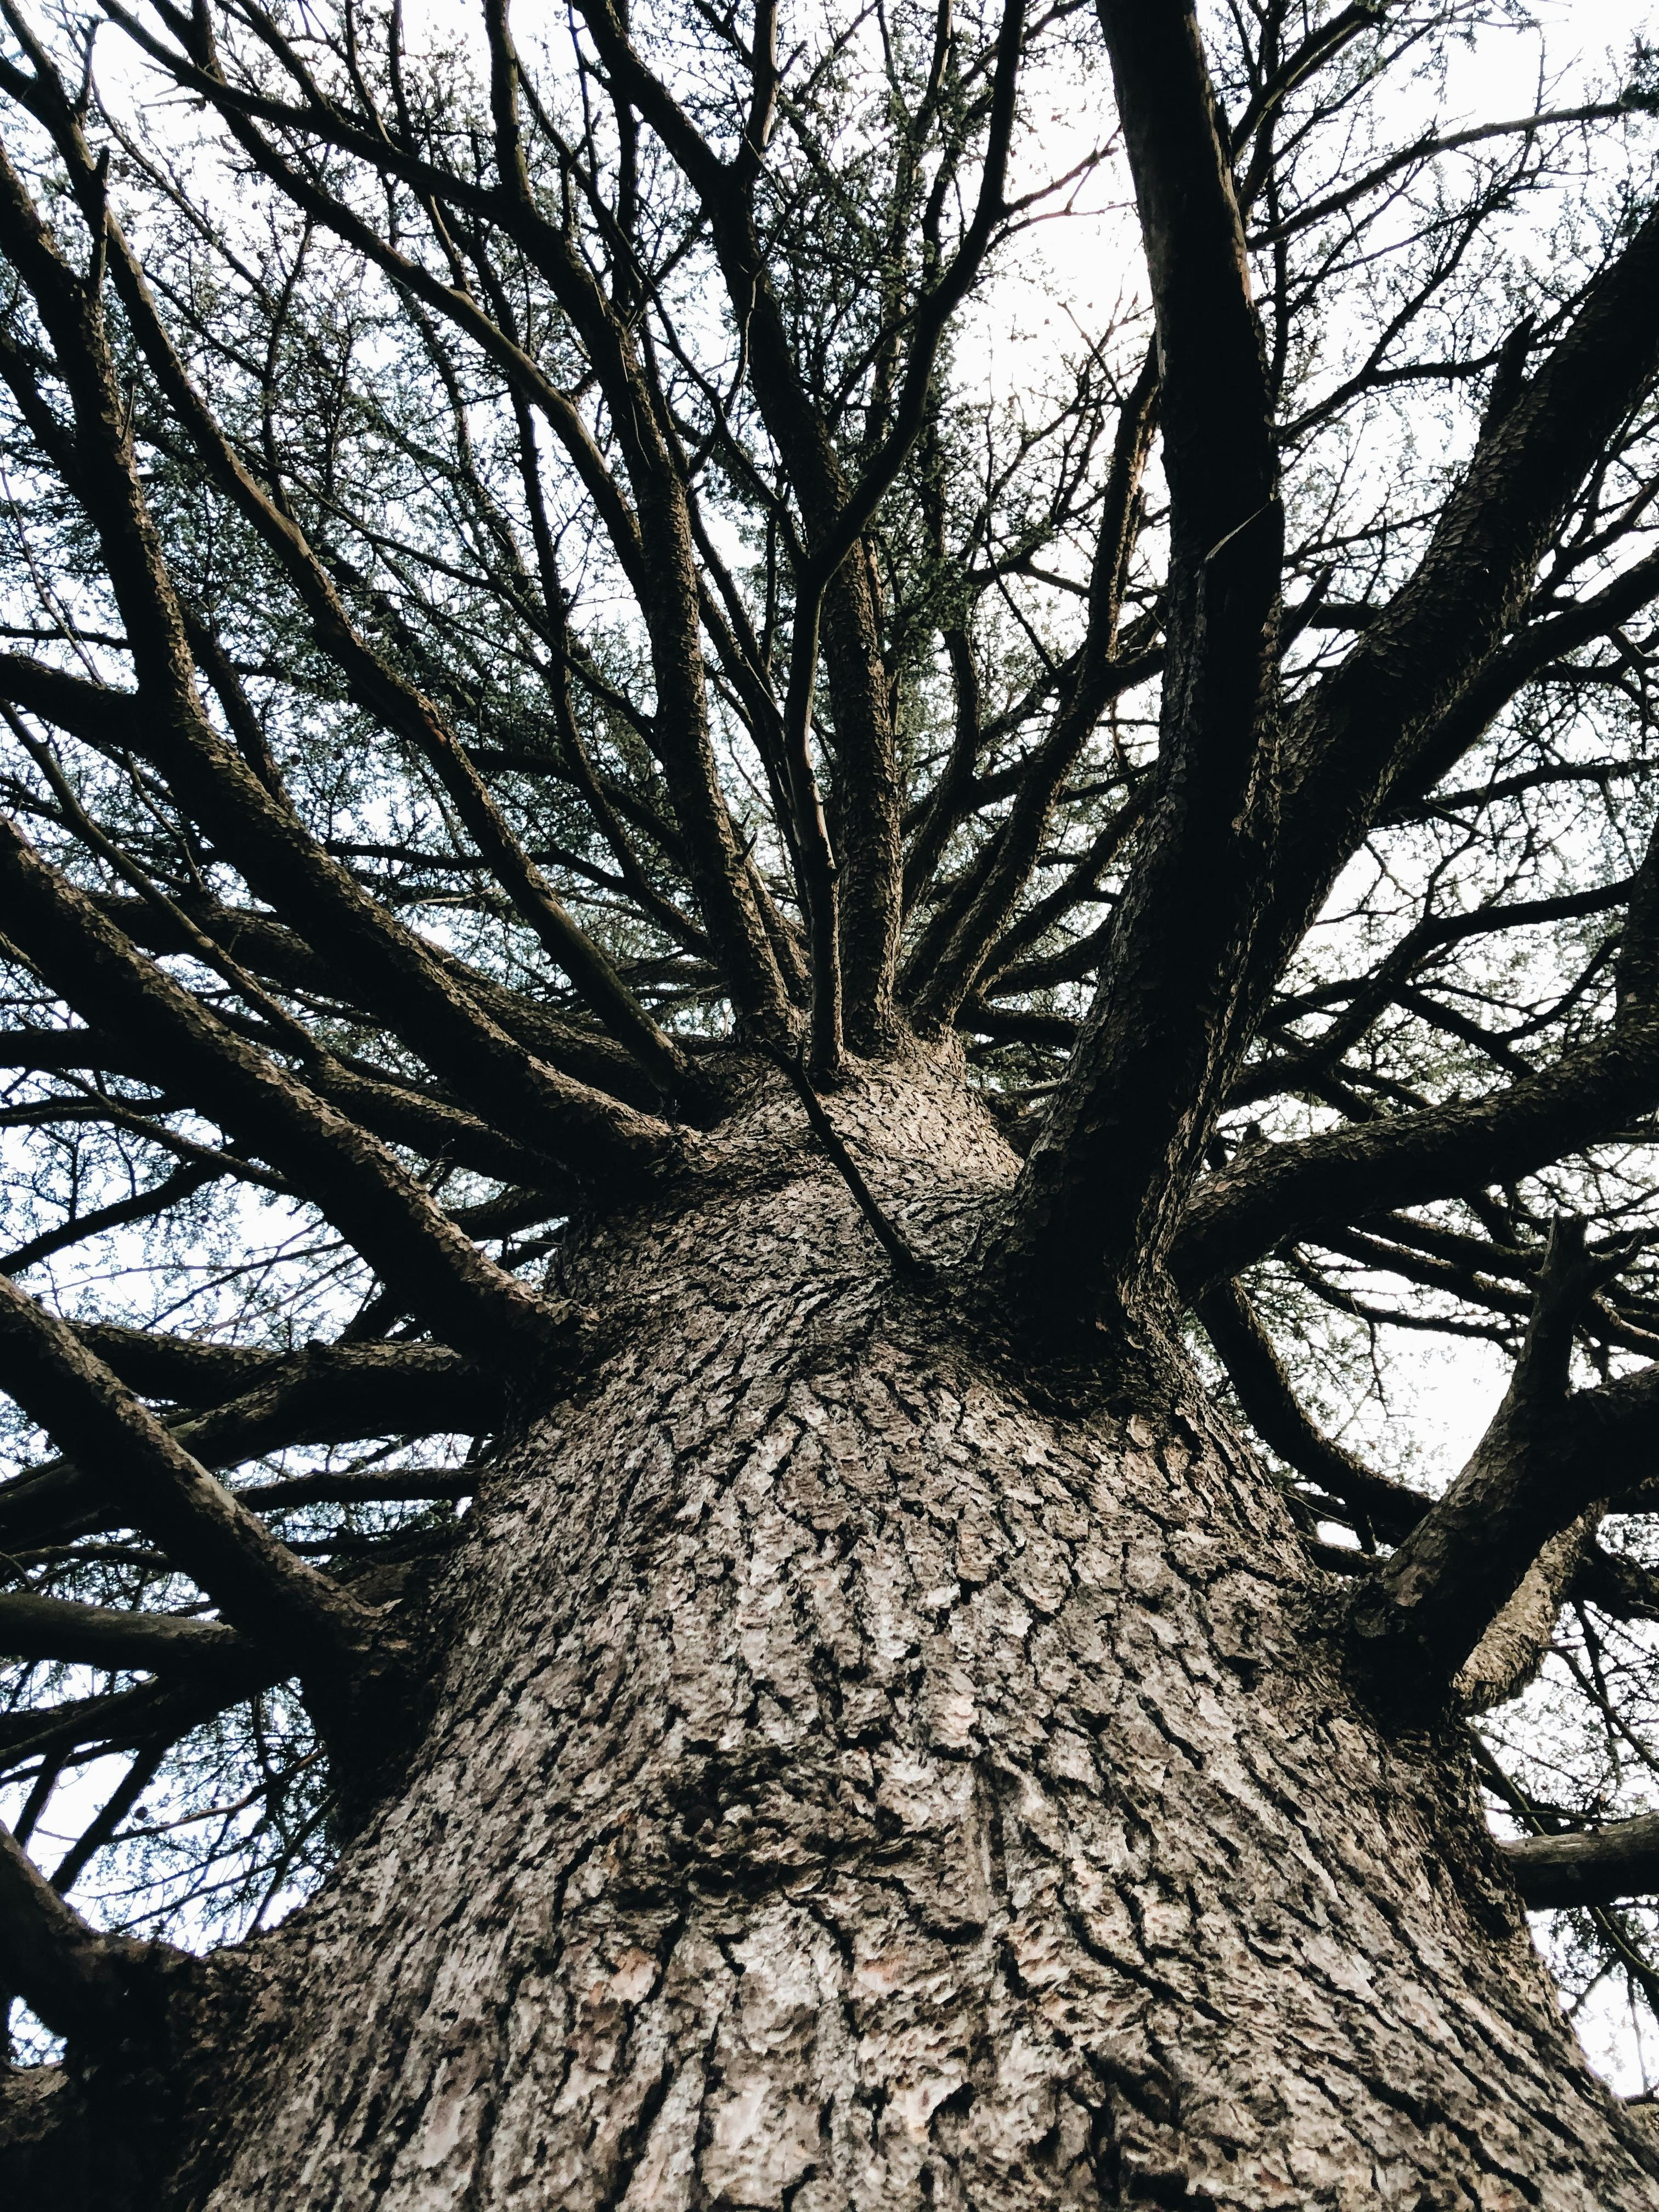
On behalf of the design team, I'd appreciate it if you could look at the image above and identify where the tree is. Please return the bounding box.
[2,0,1659,2196]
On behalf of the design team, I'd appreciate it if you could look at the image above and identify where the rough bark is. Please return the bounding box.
[1455,1506,1604,1716]
[14,1069,1644,2210]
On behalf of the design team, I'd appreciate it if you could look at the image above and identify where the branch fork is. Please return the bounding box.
[1350,1217,1642,1703]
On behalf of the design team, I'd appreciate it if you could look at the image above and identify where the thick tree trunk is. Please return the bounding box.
[25,1063,1659,2206]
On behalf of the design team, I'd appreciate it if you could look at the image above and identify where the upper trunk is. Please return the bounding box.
[15,1061,1659,2208]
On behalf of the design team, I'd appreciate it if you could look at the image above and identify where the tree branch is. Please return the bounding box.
[1231,195,1659,1091]
[571,0,1026,1056]
[1175,1021,1659,1294]
[46,93,704,1111]
[0,817,582,1367]
[0,1338,506,1549]
[992,0,1282,1326]
[0,1590,253,1679]
[1348,1220,1640,1698]
[905,353,1158,1029]
[2,1159,217,1274]
[0,1813,166,2043]
[1195,1278,1424,1540]
[0,1273,389,1681]
[1502,1815,1659,1910]
[1176,825,1659,1288]
[0,157,685,1181]
[74,885,661,1111]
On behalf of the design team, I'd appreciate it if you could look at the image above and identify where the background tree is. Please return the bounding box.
[2,0,1659,2199]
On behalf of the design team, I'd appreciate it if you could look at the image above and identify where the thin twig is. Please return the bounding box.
[758,1045,930,1280]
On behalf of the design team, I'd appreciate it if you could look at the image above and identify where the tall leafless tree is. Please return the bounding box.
[3,0,1659,2199]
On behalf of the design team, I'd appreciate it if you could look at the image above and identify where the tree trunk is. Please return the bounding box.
[45,1065,1659,2205]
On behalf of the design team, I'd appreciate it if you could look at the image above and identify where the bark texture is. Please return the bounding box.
[1454,1507,1605,1716]
[93,1069,1659,2206]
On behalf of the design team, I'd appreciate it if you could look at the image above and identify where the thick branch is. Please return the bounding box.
[0,1272,386,1677]
[1175,1020,1659,1292]
[235,1465,474,1510]
[1502,1816,1659,1910]
[0,1590,252,1679]
[0,1815,165,2042]
[0,1338,506,1548]
[0,817,578,1366]
[1233,195,1659,1085]
[994,0,1281,1323]
[1196,1279,1424,1539]
[1455,1509,1603,1715]
[1348,1222,1640,1696]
